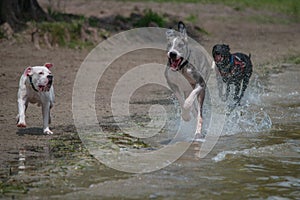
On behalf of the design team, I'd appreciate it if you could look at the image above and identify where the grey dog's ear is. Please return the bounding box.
[166,29,175,40]
[178,21,187,40]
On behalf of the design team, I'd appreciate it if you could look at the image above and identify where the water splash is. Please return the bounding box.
[212,143,292,162]
[222,105,272,135]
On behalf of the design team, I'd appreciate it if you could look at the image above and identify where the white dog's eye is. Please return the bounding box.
[39,72,44,75]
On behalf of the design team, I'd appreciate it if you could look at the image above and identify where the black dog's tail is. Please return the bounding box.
[248,53,251,59]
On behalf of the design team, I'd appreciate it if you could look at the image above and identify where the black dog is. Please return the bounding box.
[212,44,252,109]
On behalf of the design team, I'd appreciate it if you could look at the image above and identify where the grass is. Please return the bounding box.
[284,55,300,64]
[29,8,167,48]
[185,14,198,23]
[124,0,300,21]
[37,20,89,48]
[0,182,28,195]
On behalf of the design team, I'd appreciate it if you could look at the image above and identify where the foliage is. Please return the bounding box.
[134,9,166,27]
[37,20,89,48]
[0,182,28,195]
[185,14,198,23]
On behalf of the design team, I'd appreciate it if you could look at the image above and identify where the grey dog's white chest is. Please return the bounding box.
[181,66,197,87]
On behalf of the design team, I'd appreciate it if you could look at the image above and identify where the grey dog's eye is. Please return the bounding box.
[177,43,184,48]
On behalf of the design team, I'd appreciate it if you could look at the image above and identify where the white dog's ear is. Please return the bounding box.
[24,67,33,76]
[178,21,187,40]
[44,63,53,69]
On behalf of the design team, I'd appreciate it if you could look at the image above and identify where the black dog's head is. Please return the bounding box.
[212,44,231,66]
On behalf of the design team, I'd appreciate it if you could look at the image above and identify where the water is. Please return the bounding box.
[2,64,300,199]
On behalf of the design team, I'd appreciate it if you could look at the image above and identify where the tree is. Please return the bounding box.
[0,0,52,31]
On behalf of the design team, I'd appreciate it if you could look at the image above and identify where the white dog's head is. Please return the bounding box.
[166,21,189,71]
[24,63,53,92]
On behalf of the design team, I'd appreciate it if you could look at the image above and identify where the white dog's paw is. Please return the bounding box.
[44,128,53,135]
[17,122,27,128]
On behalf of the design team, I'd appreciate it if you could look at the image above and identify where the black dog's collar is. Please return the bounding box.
[28,75,38,92]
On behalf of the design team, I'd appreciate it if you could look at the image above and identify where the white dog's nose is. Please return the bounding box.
[47,75,53,80]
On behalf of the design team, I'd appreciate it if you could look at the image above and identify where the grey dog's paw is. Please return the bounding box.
[193,132,206,142]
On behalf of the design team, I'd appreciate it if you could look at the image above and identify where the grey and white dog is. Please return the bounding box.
[165,21,212,139]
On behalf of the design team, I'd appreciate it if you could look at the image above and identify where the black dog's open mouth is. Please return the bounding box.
[168,57,183,71]
[214,53,224,63]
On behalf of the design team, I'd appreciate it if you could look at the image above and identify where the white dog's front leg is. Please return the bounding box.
[17,76,28,127]
[42,101,53,134]
[17,97,27,127]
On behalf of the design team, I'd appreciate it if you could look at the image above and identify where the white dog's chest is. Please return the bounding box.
[25,81,54,106]
[27,90,42,104]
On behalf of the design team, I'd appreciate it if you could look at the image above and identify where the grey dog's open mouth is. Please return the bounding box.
[169,57,183,71]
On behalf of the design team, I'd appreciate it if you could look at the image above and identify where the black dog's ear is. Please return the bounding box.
[212,45,217,54]
[226,44,230,51]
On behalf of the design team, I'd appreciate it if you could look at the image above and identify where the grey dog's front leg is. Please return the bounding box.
[169,83,191,121]
[195,88,205,137]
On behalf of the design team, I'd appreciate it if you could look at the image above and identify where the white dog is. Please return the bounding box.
[17,63,55,134]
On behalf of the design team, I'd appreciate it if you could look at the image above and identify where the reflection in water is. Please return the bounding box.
[18,149,26,173]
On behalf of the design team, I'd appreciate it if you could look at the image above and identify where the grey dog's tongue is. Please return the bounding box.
[171,58,181,68]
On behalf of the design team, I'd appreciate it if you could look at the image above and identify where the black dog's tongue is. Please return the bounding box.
[214,54,223,62]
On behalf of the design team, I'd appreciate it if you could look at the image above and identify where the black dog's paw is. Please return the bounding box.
[221,95,227,102]
[227,103,237,113]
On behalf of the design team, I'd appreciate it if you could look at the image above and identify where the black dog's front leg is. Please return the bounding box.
[224,82,230,102]
[233,82,241,105]
[237,71,252,105]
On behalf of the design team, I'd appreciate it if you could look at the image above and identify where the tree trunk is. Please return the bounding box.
[0,0,52,31]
